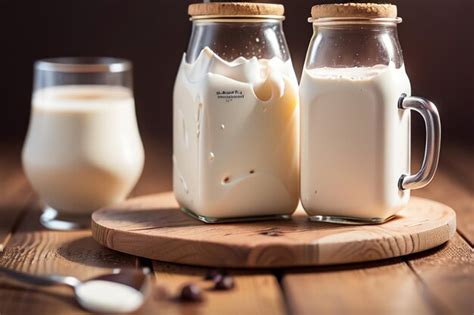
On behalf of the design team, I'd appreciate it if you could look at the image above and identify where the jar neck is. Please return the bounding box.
[305,21,404,69]
[186,18,290,63]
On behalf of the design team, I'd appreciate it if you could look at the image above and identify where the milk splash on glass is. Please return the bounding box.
[173,47,299,220]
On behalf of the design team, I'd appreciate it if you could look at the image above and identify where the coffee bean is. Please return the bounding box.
[214,275,235,290]
[204,269,221,280]
[179,283,204,302]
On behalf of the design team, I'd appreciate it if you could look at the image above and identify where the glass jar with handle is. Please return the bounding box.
[299,3,441,224]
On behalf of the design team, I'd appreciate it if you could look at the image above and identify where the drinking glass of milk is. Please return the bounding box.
[22,58,144,230]
[300,3,441,224]
[173,2,299,222]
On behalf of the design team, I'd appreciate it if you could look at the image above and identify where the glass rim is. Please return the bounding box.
[35,57,132,73]
[309,17,402,26]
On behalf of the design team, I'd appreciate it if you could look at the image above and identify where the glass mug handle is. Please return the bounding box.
[398,94,441,190]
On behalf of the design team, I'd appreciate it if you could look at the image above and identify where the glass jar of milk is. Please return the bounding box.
[22,58,145,230]
[300,4,441,224]
[173,3,299,222]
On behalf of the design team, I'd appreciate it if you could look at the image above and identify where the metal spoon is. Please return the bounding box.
[0,267,151,313]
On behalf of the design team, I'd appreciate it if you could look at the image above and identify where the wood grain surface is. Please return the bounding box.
[91,193,456,268]
[0,202,142,314]
[0,147,31,252]
[0,142,472,315]
[283,259,433,315]
[283,147,474,315]
[413,169,473,246]
[146,262,286,315]
[407,233,474,314]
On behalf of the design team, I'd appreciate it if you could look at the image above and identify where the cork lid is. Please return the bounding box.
[311,3,397,19]
[188,2,285,17]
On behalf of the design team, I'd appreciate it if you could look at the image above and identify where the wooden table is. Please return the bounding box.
[0,141,472,315]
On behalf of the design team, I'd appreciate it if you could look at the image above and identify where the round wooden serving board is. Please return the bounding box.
[92,192,456,268]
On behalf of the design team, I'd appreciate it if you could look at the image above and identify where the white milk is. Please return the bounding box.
[300,65,411,220]
[173,47,299,219]
[22,85,144,214]
[75,280,144,313]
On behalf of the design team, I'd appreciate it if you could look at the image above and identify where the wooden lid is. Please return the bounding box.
[188,2,284,17]
[311,3,397,19]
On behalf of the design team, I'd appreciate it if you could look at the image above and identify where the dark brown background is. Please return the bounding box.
[1,0,472,149]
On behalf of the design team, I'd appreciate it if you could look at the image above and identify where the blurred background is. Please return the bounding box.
[0,0,472,154]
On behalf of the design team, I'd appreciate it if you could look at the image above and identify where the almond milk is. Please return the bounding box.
[22,85,144,214]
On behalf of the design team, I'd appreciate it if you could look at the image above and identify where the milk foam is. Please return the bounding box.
[173,47,299,218]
